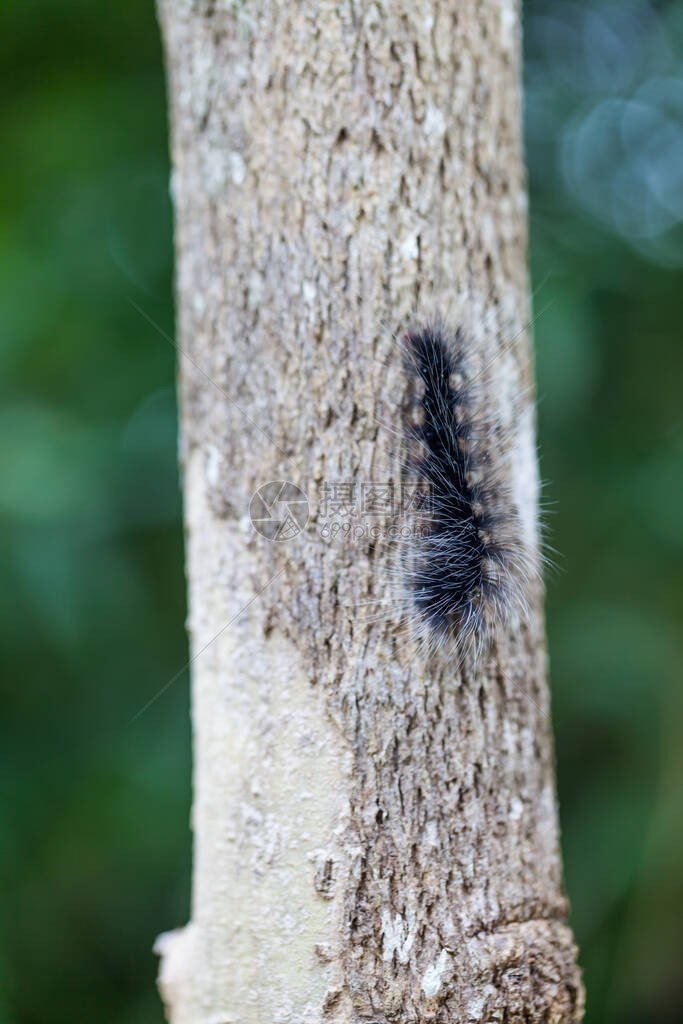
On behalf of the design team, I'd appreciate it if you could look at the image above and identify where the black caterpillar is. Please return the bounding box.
[401,323,536,657]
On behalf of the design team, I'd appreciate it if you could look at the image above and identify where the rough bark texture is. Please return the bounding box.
[156,1,584,1021]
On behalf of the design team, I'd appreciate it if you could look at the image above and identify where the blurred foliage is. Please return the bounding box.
[1,2,189,1023]
[526,2,683,1021]
[0,0,681,1022]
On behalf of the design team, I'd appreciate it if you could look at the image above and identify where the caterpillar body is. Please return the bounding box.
[399,322,537,659]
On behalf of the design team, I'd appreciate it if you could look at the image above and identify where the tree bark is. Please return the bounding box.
[155,1,584,1021]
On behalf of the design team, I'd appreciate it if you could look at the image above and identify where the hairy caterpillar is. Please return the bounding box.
[399,322,538,659]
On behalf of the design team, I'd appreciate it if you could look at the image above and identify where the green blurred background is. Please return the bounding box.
[1,1,681,1021]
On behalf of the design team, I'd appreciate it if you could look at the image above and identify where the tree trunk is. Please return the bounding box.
[155,1,584,1021]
